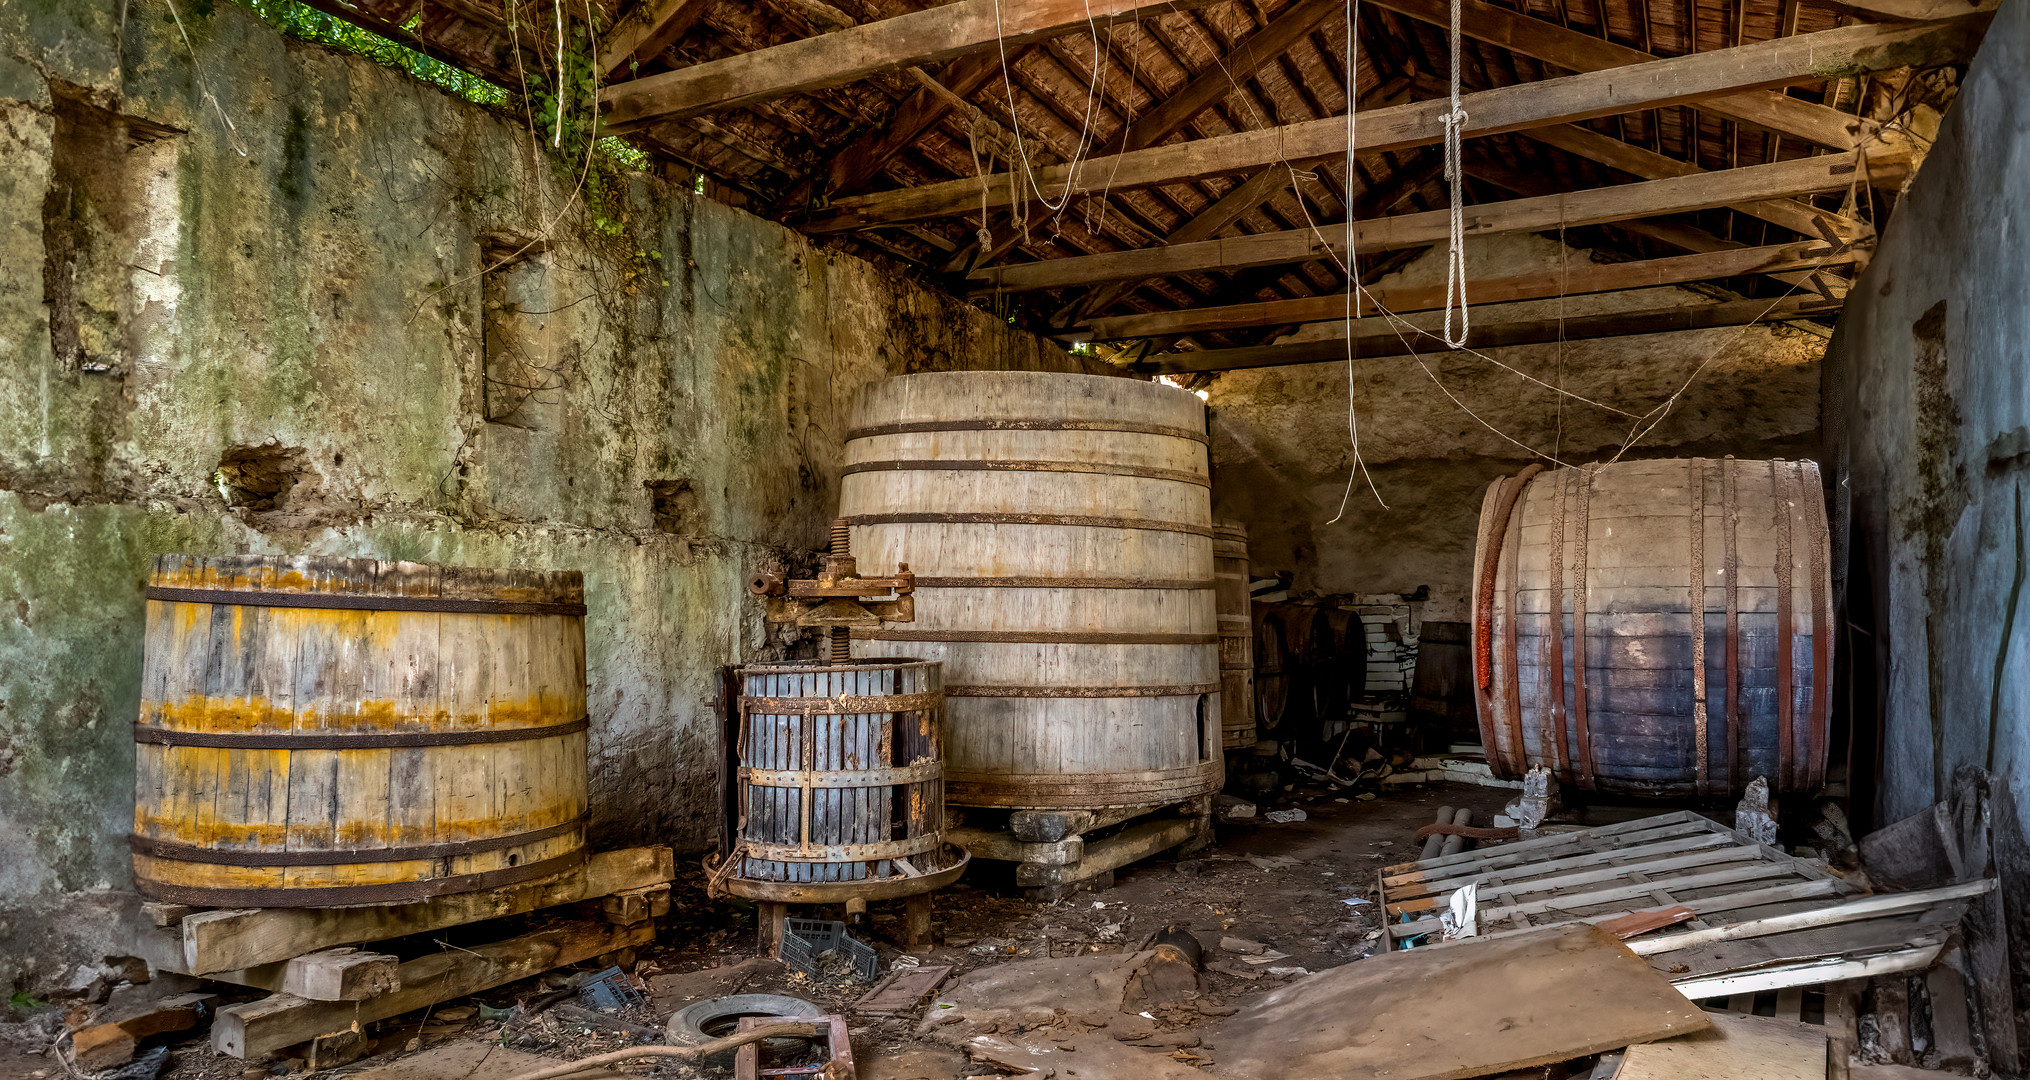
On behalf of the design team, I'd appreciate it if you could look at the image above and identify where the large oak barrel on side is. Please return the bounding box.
[1252,607,1288,736]
[133,555,589,907]
[1213,521,1256,750]
[730,659,962,897]
[1472,458,1832,797]
[841,371,1223,810]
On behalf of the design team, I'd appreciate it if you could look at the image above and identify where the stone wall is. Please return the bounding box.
[1823,0,2029,1021]
[0,3,1102,994]
[1207,233,1826,621]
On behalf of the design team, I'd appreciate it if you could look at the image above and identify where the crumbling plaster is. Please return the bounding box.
[1208,232,1827,620]
[0,2,1100,994]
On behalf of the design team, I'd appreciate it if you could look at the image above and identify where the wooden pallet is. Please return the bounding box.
[950,796,1213,902]
[134,846,673,1060]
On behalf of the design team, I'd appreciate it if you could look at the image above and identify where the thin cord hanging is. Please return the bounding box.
[1439,0,1470,348]
[1328,0,1385,522]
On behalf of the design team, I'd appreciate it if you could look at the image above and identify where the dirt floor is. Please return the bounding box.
[0,781,1521,1080]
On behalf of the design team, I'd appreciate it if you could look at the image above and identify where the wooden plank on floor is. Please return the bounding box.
[1615,1011,1828,1079]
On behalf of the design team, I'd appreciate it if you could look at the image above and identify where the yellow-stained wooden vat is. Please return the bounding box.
[840,371,1223,810]
[132,555,589,907]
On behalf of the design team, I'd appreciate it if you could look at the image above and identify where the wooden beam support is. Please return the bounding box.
[1087,240,1862,339]
[1133,295,1840,375]
[1806,0,1995,20]
[1100,0,1343,154]
[598,0,716,76]
[969,150,1899,293]
[599,0,1208,130]
[781,50,1013,211]
[1366,0,1875,150]
[802,16,1979,232]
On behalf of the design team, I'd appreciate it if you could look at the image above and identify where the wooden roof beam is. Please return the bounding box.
[1134,295,1841,375]
[967,149,1904,293]
[1364,0,1880,150]
[598,0,716,77]
[598,0,1214,130]
[801,15,1980,233]
[1099,0,1344,155]
[1086,240,1863,339]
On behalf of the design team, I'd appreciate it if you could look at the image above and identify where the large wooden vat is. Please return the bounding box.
[841,371,1223,809]
[133,555,589,906]
[1213,521,1256,750]
[1472,459,1832,797]
[731,659,960,896]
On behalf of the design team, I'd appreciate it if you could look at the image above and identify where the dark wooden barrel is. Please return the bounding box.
[1213,521,1256,749]
[1410,621,1478,744]
[1473,458,1832,797]
[132,555,589,907]
[1306,608,1351,726]
[1276,604,1319,734]
[1252,608,1288,735]
[733,659,950,887]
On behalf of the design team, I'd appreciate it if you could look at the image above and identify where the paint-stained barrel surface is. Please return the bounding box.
[1213,521,1256,749]
[734,659,950,891]
[1472,458,1832,797]
[133,555,589,907]
[841,371,1223,810]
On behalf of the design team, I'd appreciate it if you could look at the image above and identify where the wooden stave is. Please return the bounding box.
[1213,520,1256,749]
[842,372,1222,810]
[132,555,589,907]
[1473,459,1830,796]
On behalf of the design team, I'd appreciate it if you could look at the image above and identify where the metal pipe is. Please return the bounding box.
[1420,805,1455,860]
[1439,807,1474,858]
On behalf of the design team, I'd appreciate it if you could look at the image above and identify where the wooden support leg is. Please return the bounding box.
[1176,796,1215,857]
[1827,979,1859,1080]
[903,893,933,955]
[757,902,789,958]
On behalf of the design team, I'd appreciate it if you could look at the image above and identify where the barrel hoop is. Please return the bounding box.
[133,717,590,750]
[1772,460,1797,790]
[1803,463,1832,790]
[1722,459,1743,792]
[1689,459,1711,797]
[1545,470,1571,786]
[944,682,1220,698]
[1499,475,1534,779]
[132,850,586,908]
[947,764,1221,802]
[842,459,1209,487]
[128,817,584,867]
[741,835,941,862]
[846,418,1210,446]
[842,512,1213,538]
[144,586,586,616]
[859,629,1218,645]
[739,691,942,715]
[1571,464,1597,793]
[740,762,943,789]
[911,576,1213,590]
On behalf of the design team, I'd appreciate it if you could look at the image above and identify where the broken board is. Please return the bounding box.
[1613,1011,1827,1079]
[854,964,951,1016]
[1207,924,1711,1080]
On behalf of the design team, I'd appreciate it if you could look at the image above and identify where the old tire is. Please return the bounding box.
[664,993,824,1050]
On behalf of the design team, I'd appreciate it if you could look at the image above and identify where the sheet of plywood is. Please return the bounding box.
[1208,924,1711,1080]
[1614,1012,1827,1079]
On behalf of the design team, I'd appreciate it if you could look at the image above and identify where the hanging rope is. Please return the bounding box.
[1439,0,1471,348]
[1327,0,1385,521]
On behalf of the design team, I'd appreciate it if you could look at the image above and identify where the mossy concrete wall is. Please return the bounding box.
[1207,233,1825,620]
[0,2,1100,994]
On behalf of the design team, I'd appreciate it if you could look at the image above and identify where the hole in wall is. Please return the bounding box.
[216,444,311,512]
[646,479,703,536]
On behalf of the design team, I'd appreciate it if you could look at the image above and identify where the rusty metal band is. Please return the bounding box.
[739,691,943,715]
[1690,460,1711,797]
[742,834,942,862]
[133,717,590,750]
[1474,465,1544,692]
[1545,470,1571,787]
[842,459,1209,487]
[910,576,1214,590]
[842,512,1214,538]
[132,849,586,908]
[740,761,943,788]
[127,817,585,866]
[1723,458,1742,793]
[1213,542,1248,558]
[1500,476,1532,781]
[943,682,1220,698]
[1571,464,1597,793]
[144,586,586,616]
[1803,462,1833,790]
[1773,460,1797,790]
[860,629,1218,645]
[846,418,1211,446]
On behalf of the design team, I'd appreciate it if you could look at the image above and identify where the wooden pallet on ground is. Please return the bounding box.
[950,796,1213,902]
[134,846,673,1061]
